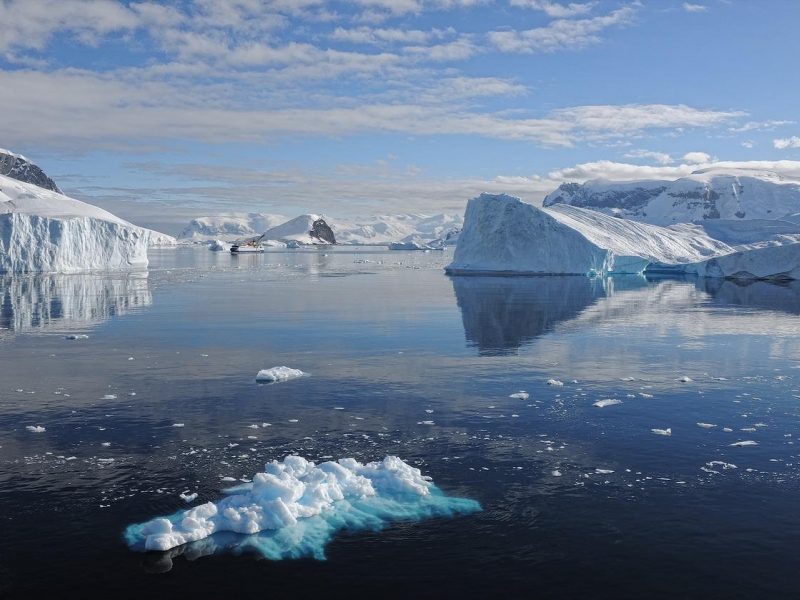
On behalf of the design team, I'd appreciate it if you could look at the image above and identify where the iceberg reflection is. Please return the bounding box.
[450,275,648,355]
[0,272,151,333]
[696,277,800,315]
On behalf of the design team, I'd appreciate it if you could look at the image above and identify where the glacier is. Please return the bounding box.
[446,193,800,280]
[0,172,167,274]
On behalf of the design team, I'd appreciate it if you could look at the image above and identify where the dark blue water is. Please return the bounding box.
[1,245,800,599]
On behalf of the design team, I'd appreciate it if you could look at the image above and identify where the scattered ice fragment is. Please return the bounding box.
[620,377,635,381]
[593,399,622,408]
[697,423,716,429]
[707,461,737,470]
[288,419,299,423]
[552,470,562,477]
[418,420,435,425]
[730,440,758,447]
[546,379,563,386]
[510,391,529,400]
[102,394,117,400]
[172,423,185,428]
[651,428,672,436]
[677,376,692,383]
[101,442,111,447]
[65,334,89,340]
[723,428,733,432]
[740,428,757,432]
[180,492,198,502]
[639,393,654,399]
[220,476,237,482]
[754,423,768,428]
[255,366,305,383]
[26,425,45,433]
[595,469,614,474]
[425,409,434,414]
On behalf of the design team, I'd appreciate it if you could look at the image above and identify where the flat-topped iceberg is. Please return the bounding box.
[446,193,800,280]
[0,172,164,273]
[125,455,481,560]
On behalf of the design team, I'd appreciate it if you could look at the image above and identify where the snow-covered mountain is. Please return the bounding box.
[179,211,463,247]
[177,213,287,241]
[0,172,169,273]
[446,193,800,280]
[543,168,800,226]
[0,148,63,194]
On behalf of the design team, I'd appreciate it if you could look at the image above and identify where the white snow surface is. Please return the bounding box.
[177,213,287,241]
[255,366,305,383]
[446,193,800,279]
[0,173,173,273]
[127,455,481,555]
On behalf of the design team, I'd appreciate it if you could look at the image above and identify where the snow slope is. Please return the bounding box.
[0,173,153,273]
[446,193,800,280]
[543,168,800,226]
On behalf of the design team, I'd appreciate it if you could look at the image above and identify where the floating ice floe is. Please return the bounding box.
[126,455,481,559]
[179,492,198,503]
[697,423,717,429]
[677,376,693,383]
[730,440,758,447]
[593,399,622,408]
[65,334,89,340]
[26,425,45,433]
[651,428,672,436]
[552,470,562,477]
[255,366,305,383]
[546,379,563,386]
[509,391,529,400]
[595,468,614,474]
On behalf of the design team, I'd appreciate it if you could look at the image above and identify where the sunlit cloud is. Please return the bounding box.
[509,0,596,19]
[774,137,800,150]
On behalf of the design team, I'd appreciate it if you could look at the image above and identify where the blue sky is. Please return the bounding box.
[2,0,800,233]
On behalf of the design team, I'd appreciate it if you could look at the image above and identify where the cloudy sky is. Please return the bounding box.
[2,0,800,233]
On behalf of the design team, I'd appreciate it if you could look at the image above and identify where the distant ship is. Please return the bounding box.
[230,241,264,253]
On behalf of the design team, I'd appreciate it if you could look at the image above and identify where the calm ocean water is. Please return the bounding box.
[1,245,800,599]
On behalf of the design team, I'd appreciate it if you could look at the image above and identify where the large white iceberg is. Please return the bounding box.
[446,193,800,280]
[125,455,481,559]
[0,173,157,273]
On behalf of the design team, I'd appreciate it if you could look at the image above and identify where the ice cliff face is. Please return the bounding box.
[543,169,800,226]
[0,148,63,194]
[446,193,800,280]
[0,173,150,273]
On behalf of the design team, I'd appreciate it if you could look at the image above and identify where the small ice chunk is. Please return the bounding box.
[639,393,654,399]
[510,391,529,400]
[552,470,562,477]
[593,399,622,408]
[546,379,564,386]
[651,428,672,436]
[172,423,185,428]
[102,394,117,400]
[26,425,45,433]
[101,442,111,447]
[677,376,692,383]
[730,440,758,447]
[595,468,614,474]
[65,334,89,340]
[723,428,733,432]
[180,492,198,502]
[418,420,435,425]
[255,366,305,383]
[697,423,716,429]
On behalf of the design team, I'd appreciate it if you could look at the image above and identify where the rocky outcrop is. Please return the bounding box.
[0,149,63,194]
[310,218,336,244]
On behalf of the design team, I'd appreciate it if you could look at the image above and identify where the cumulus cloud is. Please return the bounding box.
[774,137,800,149]
[682,151,712,164]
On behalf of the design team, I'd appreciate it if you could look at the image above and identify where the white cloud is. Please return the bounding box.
[546,159,800,184]
[682,3,708,12]
[774,137,800,149]
[741,140,754,148]
[682,151,712,163]
[622,149,674,164]
[488,6,634,53]
[509,1,596,18]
